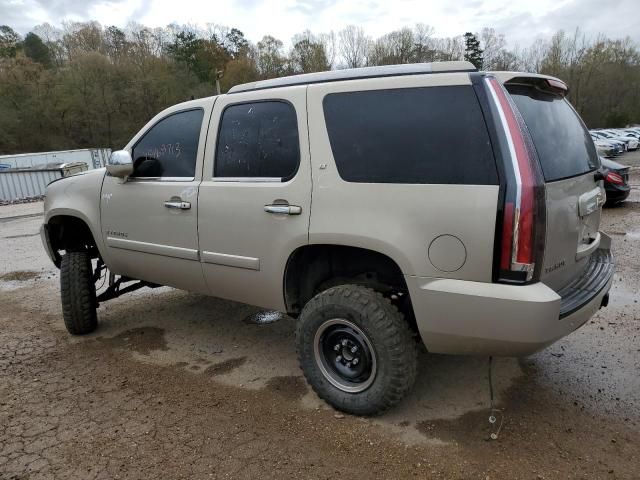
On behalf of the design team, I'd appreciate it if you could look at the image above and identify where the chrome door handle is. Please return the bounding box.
[164,200,191,210]
[264,204,302,215]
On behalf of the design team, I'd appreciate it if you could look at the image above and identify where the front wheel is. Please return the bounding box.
[296,285,417,416]
[60,250,98,335]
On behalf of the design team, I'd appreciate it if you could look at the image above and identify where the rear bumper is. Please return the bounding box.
[604,184,630,203]
[406,234,614,356]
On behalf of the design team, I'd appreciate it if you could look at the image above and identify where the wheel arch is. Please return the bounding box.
[45,212,104,267]
[283,244,417,332]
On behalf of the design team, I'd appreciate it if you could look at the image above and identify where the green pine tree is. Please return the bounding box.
[23,32,52,67]
[463,32,484,69]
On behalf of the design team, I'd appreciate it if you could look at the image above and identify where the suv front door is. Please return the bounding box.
[101,101,213,293]
[198,87,311,310]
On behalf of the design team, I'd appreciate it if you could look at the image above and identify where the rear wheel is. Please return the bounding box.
[60,250,97,335]
[296,285,417,416]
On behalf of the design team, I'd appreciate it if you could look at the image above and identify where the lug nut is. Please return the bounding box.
[352,358,359,365]
[346,362,352,368]
[335,355,342,362]
[334,344,341,351]
[350,346,358,353]
[341,339,348,346]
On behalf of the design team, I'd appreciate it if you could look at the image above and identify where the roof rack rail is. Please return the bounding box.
[228,61,477,94]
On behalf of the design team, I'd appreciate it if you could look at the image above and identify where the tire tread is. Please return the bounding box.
[296,285,417,416]
[60,251,97,335]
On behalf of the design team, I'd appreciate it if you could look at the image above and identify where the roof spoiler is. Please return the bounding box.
[491,72,569,97]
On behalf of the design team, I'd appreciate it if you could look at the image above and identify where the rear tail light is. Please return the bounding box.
[606,171,624,185]
[486,77,545,283]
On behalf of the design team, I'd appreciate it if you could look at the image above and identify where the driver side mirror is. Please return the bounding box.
[106,150,134,179]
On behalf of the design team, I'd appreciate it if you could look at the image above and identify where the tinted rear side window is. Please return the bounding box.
[322,86,497,185]
[507,85,599,182]
[215,101,300,180]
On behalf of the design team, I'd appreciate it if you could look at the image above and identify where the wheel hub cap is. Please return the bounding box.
[313,318,377,393]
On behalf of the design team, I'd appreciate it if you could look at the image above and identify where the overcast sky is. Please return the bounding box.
[1,0,638,47]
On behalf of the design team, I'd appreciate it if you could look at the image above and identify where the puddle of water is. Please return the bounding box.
[265,375,308,400]
[98,327,169,355]
[3,232,40,240]
[0,213,43,223]
[0,270,40,281]
[205,357,247,376]
[243,310,285,325]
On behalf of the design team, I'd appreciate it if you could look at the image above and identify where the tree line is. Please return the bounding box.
[0,22,638,155]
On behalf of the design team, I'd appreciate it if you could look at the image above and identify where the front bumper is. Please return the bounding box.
[406,234,614,356]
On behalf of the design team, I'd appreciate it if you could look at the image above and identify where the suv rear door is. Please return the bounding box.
[499,74,604,291]
[198,86,311,311]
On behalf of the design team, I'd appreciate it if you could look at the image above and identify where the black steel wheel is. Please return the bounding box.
[314,318,377,393]
[296,284,417,416]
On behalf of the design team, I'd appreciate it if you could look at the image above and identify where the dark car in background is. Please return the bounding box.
[601,157,631,206]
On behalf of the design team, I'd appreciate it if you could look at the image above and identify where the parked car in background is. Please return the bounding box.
[591,131,621,148]
[620,129,640,140]
[591,134,622,157]
[606,128,640,144]
[596,130,638,150]
[601,157,630,206]
[592,139,617,157]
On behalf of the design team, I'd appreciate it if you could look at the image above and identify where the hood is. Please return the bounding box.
[47,167,106,187]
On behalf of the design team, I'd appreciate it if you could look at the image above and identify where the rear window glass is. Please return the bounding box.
[507,85,599,182]
[322,86,498,185]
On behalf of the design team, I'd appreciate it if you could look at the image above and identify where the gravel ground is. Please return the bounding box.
[1,153,639,479]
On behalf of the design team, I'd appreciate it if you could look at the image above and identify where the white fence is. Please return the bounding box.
[0,163,88,202]
[0,148,111,171]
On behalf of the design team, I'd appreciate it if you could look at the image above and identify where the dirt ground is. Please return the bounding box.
[1,153,639,479]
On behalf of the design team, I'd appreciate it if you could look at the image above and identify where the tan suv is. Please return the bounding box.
[41,61,614,415]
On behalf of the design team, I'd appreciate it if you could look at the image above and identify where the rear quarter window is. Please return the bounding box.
[322,86,498,185]
[506,85,599,182]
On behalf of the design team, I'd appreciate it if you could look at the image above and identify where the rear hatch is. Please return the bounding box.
[503,76,603,291]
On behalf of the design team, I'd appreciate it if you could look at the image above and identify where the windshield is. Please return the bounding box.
[507,85,600,182]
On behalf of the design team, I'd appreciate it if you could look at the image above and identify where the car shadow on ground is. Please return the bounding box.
[86,288,544,430]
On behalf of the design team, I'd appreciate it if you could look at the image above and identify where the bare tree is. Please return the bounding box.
[318,31,337,69]
[369,27,415,65]
[32,23,65,67]
[480,28,507,70]
[413,23,435,62]
[256,35,287,78]
[520,38,548,73]
[338,25,370,68]
[290,30,330,73]
[432,36,464,61]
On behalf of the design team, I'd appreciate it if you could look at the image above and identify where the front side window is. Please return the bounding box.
[215,101,300,180]
[322,86,498,185]
[131,109,204,178]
